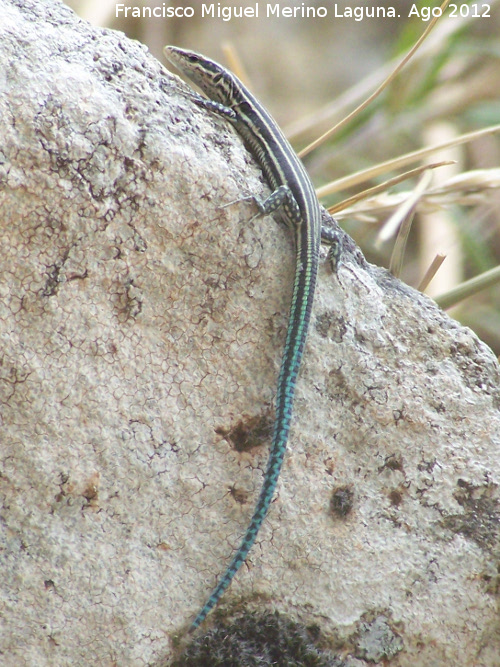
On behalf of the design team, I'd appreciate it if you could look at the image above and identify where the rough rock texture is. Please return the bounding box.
[1,1,500,665]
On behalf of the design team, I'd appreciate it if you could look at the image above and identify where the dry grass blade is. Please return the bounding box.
[418,254,447,293]
[327,162,453,216]
[316,125,500,198]
[284,0,499,144]
[335,166,500,222]
[386,171,434,277]
[436,266,500,310]
[298,0,452,159]
[389,207,417,278]
[428,168,500,197]
[380,170,434,247]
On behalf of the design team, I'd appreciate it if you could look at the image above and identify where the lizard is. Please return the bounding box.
[164,46,340,631]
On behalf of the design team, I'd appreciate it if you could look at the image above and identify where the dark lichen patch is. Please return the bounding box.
[216,413,274,452]
[172,611,341,667]
[229,485,250,505]
[388,488,404,507]
[442,481,500,550]
[330,486,354,519]
[378,454,404,474]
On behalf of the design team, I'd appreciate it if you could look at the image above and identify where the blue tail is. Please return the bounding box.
[189,432,287,631]
[189,241,317,632]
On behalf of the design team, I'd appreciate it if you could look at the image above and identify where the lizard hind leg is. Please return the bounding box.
[218,185,293,223]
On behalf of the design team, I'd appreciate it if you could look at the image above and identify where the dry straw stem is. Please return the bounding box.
[385,170,434,277]
[317,125,500,201]
[332,166,500,223]
[418,253,447,292]
[436,265,500,310]
[286,0,499,146]
[327,161,454,216]
[295,0,453,155]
